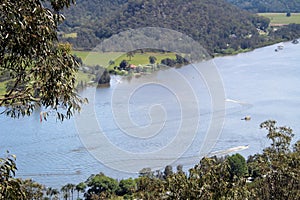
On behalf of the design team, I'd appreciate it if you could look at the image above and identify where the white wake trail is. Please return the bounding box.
[209,145,249,157]
[225,98,251,106]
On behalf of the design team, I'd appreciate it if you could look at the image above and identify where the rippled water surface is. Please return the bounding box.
[1,41,299,187]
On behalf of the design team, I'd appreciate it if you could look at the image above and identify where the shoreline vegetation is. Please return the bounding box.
[72,36,299,90]
[0,37,298,96]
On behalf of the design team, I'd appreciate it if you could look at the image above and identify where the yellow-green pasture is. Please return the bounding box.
[73,51,122,67]
[258,13,300,26]
[73,51,177,70]
[62,32,77,38]
[0,81,7,96]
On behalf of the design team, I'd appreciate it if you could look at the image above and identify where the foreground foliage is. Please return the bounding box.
[0,153,24,199]
[0,0,86,121]
[133,120,300,200]
[1,120,299,199]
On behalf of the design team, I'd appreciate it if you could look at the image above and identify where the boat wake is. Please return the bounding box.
[209,145,249,157]
[225,98,251,106]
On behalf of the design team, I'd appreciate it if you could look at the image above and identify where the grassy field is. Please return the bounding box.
[73,51,123,67]
[258,13,300,26]
[0,81,7,96]
[106,52,177,70]
[73,51,177,69]
[62,32,77,38]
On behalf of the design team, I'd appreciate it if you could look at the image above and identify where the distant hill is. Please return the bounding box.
[59,0,128,49]
[60,0,272,54]
[226,0,300,13]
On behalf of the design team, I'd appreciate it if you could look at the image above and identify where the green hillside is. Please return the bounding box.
[60,0,271,55]
[59,0,128,49]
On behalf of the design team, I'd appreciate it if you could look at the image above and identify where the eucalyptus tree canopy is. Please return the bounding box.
[0,0,85,121]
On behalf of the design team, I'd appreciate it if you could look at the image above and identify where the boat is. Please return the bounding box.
[275,45,284,52]
[292,39,299,44]
[241,116,251,121]
[277,45,284,50]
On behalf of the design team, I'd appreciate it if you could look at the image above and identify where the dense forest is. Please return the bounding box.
[59,0,273,55]
[59,0,128,49]
[59,0,300,55]
[1,120,300,199]
[226,0,300,13]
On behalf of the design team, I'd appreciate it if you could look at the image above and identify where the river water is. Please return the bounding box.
[0,41,299,188]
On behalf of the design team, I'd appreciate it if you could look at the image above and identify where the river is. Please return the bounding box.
[0,41,299,188]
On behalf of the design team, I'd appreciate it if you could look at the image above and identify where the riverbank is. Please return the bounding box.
[0,39,298,97]
[72,38,299,86]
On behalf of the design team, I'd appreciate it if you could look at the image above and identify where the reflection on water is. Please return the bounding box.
[0,41,300,187]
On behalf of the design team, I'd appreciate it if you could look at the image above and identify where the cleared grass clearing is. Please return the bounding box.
[73,51,123,67]
[62,32,77,38]
[258,13,300,26]
[0,81,7,96]
[72,51,177,68]
[107,52,177,69]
